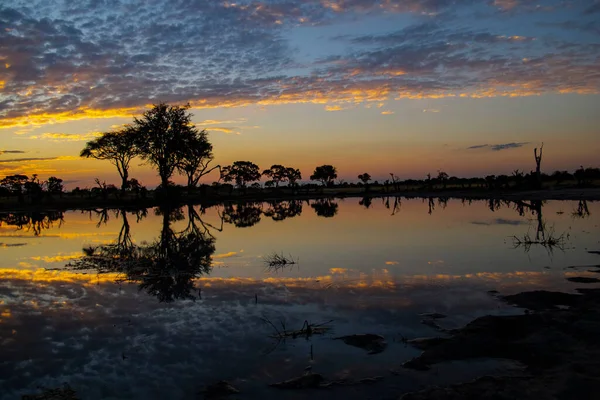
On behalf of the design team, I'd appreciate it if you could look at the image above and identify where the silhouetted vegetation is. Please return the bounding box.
[80,127,138,192]
[310,165,337,187]
[221,161,261,192]
[2,103,599,212]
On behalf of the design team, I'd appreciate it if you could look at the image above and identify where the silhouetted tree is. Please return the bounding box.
[46,176,64,197]
[311,198,338,217]
[358,173,371,192]
[437,170,449,189]
[533,143,543,189]
[24,175,43,203]
[220,161,261,192]
[285,167,302,193]
[0,174,28,203]
[80,127,138,192]
[133,103,198,191]
[262,164,287,187]
[310,165,337,187]
[176,128,218,192]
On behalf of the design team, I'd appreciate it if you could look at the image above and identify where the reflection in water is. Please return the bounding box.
[573,200,590,219]
[0,211,64,236]
[263,199,303,221]
[222,202,263,227]
[359,196,372,209]
[69,206,215,302]
[311,198,338,217]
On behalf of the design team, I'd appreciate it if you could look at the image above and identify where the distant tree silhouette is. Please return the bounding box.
[24,175,43,203]
[285,167,302,193]
[437,170,449,189]
[0,174,28,203]
[220,161,261,192]
[80,127,138,192]
[176,128,218,192]
[46,176,64,197]
[533,143,543,189]
[262,164,287,187]
[310,165,337,187]
[133,103,198,191]
[358,173,371,192]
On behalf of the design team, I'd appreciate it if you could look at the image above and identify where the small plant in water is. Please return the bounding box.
[511,223,568,254]
[263,252,298,272]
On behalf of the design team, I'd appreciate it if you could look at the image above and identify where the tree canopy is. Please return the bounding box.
[310,165,337,187]
[80,127,138,191]
[221,161,261,190]
[133,103,199,190]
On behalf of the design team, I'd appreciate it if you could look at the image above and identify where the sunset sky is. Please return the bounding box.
[1,0,599,188]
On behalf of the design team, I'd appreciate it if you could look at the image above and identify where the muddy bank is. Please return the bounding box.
[401,288,600,399]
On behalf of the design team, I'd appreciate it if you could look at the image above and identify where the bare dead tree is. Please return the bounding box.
[534,143,543,189]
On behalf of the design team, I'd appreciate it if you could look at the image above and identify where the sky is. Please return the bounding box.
[0,0,599,188]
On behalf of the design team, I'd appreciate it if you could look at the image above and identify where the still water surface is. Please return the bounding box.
[0,198,599,399]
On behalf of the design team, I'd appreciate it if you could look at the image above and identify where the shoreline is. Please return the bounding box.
[1,187,598,213]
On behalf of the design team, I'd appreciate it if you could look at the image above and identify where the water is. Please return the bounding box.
[0,198,598,399]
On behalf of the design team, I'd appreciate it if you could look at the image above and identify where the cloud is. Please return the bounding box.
[0,150,25,155]
[380,110,394,115]
[0,157,59,163]
[467,142,529,151]
[197,119,248,125]
[207,127,241,135]
[213,250,243,259]
[422,109,440,113]
[0,1,598,128]
[27,132,102,142]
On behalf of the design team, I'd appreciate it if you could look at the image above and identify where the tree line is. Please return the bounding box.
[1,102,599,203]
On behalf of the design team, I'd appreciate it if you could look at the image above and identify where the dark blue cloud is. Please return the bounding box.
[0,0,598,125]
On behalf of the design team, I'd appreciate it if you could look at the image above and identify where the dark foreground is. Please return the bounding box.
[401,285,600,399]
[22,283,600,400]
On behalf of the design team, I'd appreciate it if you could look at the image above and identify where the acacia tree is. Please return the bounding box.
[80,127,138,191]
[310,165,337,187]
[285,167,302,193]
[262,164,287,187]
[133,103,198,190]
[358,173,371,192]
[176,129,218,192]
[220,161,261,192]
[46,176,64,197]
[0,174,28,203]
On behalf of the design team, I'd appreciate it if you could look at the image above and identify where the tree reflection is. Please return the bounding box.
[69,205,215,302]
[572,200,590,219]
[0,211,64,236]
[359,196,372,209]
[222,202,262,227]
[311,198,338,218]
[263,200,303,221]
